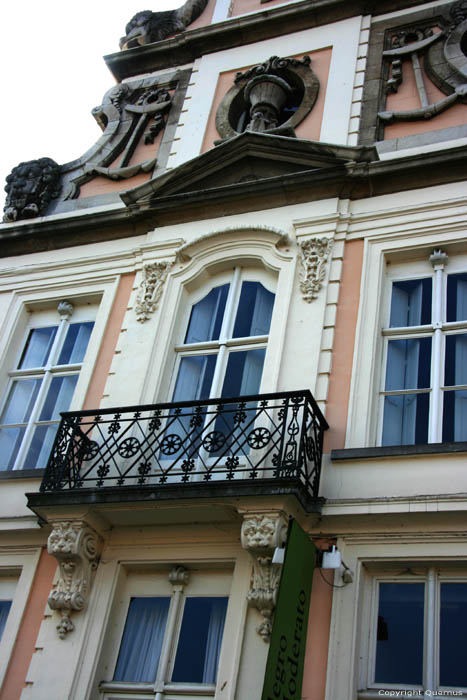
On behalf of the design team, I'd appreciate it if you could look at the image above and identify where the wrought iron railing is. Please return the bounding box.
[40,390,328,497]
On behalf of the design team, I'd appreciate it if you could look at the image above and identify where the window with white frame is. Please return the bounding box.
[170,267,275,405]
[0,300,95,470]
[100,565,231,699]
[380,249,467,446]
[359,565,467,696]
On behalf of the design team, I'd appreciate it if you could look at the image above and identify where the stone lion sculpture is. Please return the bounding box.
[120,0,209,49]
[3,158,61,223]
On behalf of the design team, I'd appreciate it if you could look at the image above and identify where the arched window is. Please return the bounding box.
[170,267,275,404]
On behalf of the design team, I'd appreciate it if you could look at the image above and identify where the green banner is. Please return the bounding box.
[261,519,316,700]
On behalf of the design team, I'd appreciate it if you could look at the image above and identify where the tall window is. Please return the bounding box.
[0,301,94,470]
[171,267,275,404]
[361,567,467,695]
[380,250,467,446]
[101,566,230,698]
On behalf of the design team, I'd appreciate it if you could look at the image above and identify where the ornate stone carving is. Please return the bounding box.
[241,512,288,641]
[215,55,319,141]
[299,237,332,303]
[120,0,208,49]
[47,521,102,639]
[378,9,467,125]
[135,261,172,322]
[168,565,190,587]
[3,158,61,223]
[65,83,172,198]
[58,300,74,320]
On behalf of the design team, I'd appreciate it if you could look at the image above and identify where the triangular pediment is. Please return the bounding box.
[121,132,378,210]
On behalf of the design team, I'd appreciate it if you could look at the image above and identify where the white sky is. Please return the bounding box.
[0,0,179,209]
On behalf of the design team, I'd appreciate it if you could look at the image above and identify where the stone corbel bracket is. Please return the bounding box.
[135,260,173,322]
[240,512,288,642]
[298,236,333,302]
[47,521,103,639]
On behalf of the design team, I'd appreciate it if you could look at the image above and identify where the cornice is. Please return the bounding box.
[104,0,432,81]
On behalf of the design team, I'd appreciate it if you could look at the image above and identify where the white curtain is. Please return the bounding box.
[453,334,467,441]
[202,598,228,683]
[383,340,421,445]
[113,597,170,682]
[390,279,425,327]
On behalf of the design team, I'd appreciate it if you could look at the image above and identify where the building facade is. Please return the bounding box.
[1,0,467,698]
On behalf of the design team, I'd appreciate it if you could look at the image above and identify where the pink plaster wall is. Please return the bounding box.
[1,549,57,700]
[83,273,135,411]
[301,567,334,700]
[201,48,332,152]
[323,239,364,453]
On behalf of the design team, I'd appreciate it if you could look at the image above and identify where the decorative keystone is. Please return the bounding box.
[240,512,288,642]
[135,261,172,322]
[47,521,102,639]
[299,237,333,302]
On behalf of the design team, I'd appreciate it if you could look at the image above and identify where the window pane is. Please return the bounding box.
[385,338,431,391]
[172,597,228,683]
[440,583,467,687]
[0,601,12,640]
[58,322,94,364]
[382,394,429,446]
[23,424,60,469]
[443,390,467,443]
[185,286,229,343]
[18,327,57,369]
[172,355,217,403]
[389,279,431,328]
[375,582,424,685]
[232,282,275,338]
[0,379,42,425]
[0,427,26,470]
[221,349,266,398]
[445,335,467,387]
[447,273,467,322]
[114,597,170,682]
[38,375,78,421]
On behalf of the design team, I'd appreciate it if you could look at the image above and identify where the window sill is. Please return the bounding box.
[0,468,45,481]
[100,681,215,695]
[331,441,467,462]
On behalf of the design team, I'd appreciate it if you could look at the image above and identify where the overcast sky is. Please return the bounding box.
[0,0,179,209]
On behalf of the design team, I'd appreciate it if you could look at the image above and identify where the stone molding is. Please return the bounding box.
[47,520,102,639]
[135,260,173,322]
[240,511,288,641]
[299,237,333,302]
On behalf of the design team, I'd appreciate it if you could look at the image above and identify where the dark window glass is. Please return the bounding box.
[232,282,275,338]
[440,583,467,687]
[114,597,170,682]
[444,334,467,387]
[447,273,467,322]
[382,393,429,446]
[385,338,431,391]
[172,597,228,683]
[375,583,424,685]
[442,390,467,443]
[18,327,57,369]
[185,286,229,343]
[0,600,12,640]
[58,322,94,364]
[390,279,432,328]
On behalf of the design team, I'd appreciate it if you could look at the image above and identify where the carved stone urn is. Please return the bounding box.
[243,74,293,132]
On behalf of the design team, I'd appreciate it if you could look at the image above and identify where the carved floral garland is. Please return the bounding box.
[299,237,332,302]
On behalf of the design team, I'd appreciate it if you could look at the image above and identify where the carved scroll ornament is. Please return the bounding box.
[241,512,288,641]
[135,260,172,322]
[47,521,102,639]
[299,237,332,302]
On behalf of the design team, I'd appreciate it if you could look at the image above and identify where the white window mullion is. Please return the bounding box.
[429,251,448,442]
[154,573,187,693]
[424,567,437,692]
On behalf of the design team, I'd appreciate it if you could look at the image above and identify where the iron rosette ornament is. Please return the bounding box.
[215,55,319,140]
[3,157,61,223]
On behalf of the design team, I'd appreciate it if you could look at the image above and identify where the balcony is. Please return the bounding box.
[28,390,327,519]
